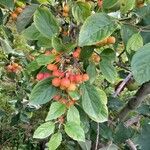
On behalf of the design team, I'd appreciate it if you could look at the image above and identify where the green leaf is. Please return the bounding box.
[120,0,136,14]
[72,1,91,23]
[30,78,57,105]
[65,122,85,142]
[126,33,143,53]
[114,123,134,144]
[48,132,62,150]
[68,90,81,100]
[52,37,66,52]
[22,23,41,40]
[131,43,150,84]
[33,122,55,139]
[67,106,80,125]
[100,61,117,84]
[80,46,94,60]
[86,63,97,84]
[121,24,138,45]
[37,36,52,48]
[34,7,59,38]
[45,102,66,121]
[78,13,118,46]
[0,37,14,54]
[134,5,150,25]
[0,0,14,10]
[26,60,40,73]
[103,0,118,9]
[36,54,55,65]
[99,49,117,83]
[136,119,150,150]
[16,4,38,32]
[81,83,108,122]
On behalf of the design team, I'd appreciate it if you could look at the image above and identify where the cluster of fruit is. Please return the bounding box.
[11,6,25,20]
[47,67,89,91]
[53,95,77,108]
[6,63,22,73]
[62,3,70,17]
[36,72,51,81]
[96,36,116,46]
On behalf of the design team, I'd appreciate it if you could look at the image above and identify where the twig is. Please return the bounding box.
[113,73,132,97]
[126,139,137,150]
[124,115,141,127]
[117,82,150,121]
[95,123,100,150]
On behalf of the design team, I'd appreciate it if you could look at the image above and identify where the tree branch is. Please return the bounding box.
[117,82,150,121]
[95,123,100,150]
[126,139,137,150]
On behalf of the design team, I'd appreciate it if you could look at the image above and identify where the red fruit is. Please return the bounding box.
[36,73,44,80]
[52,70,61,77]
[53,95,61,100]
[69,74,76,82]
[75,74,83,83]
[55,55,61,62]
[52,78,61,87]
[11,12,17,20]
[107,36,116,44]
[67,100,76,107]
[47,64,57,71]
[76,47,81,53]
[60,98,67,104]
[73,51,80,58]
[15,7,23,14]
[45,50,51,56]
[60,78,71,88]
[67,83,76,91]
[82,74,89,82]
[43,73,51,78]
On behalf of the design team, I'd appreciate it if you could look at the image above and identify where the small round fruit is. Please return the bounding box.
[47,64,57,71]
[43,73,51,78]
[60,98,67,104]
[11,13,17,20]
[73,51,80,58]
[67,83,76,91]
[15,7,23,14]
[61,78,71,88]
[45,50,51,56]
[63,4,69,13]
[36,73,44,80]
[82,74,89,82]
[75,74,83,83]
[69,74,76,82]
[107,36,116,44]
[53,95,61,101]
[52,78,61,87]
[67,100,76,107]
[52,70,61,77]
[12,63,19,68]
[62,12,69,17]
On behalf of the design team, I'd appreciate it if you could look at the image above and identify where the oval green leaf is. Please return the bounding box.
[131,43,150,84]
[29,78,57,105]
[78,13,118,46]
[65,122,85,142]
[34,7,59,38]
[33,122,55,139]
[45,102,66,121]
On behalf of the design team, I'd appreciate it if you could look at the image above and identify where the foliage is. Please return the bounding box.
[0,0,150,149]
